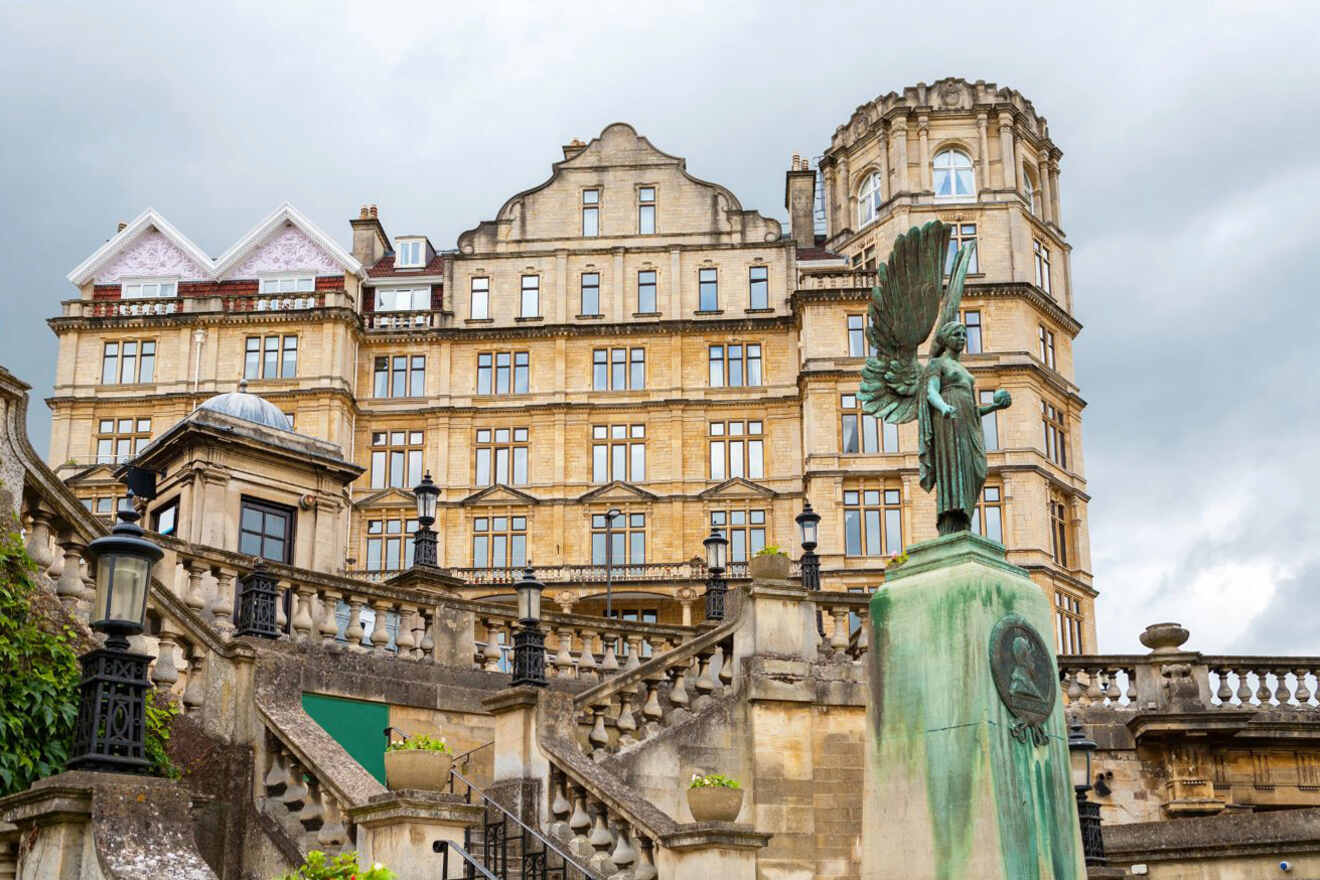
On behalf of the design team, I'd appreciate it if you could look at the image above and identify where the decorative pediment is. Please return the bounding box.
[697,478,776,500]
[575,481,659,503]
[458,484,540,506]
[214,203,362,280]
[62,463,119,487]
[353,487,418,510]
[68,209,213,285]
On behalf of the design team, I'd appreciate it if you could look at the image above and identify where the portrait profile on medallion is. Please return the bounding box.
[989,614,1057,745]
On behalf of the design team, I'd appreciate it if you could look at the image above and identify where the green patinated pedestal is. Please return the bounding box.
[861,532,1085,880]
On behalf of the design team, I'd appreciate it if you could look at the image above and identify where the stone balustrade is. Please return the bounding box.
[351,559,764,585]
[58,289,353,320]
[364,309,440,331]
[86,296,182,317]
[795,269,877,291]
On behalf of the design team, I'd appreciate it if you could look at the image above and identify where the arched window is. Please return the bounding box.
[856,172,883,227]
[1022,166,1041,215]
[932,149,975,199]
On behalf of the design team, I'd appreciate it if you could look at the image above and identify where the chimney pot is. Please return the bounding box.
[369,205,378,218]
[359,205,369,219]
[117,221,127,233]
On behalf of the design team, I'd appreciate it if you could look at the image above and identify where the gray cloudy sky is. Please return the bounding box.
[3,1,1317,654]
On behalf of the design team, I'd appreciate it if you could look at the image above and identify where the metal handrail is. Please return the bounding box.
[432,839,498,880]
[449,766,603,880]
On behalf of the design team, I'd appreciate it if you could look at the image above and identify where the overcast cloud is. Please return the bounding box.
[2,0,1316,654]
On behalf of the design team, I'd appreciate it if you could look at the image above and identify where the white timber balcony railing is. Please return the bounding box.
[223,292,326,313]
[86,296,182,317]
[363,309,441,331]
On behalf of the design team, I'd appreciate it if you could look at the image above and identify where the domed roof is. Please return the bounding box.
[197,379,291,431]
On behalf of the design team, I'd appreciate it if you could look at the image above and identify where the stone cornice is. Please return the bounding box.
[47,302,361,335]
[798,356,1085,405]
[792,281,1081,336]
[355,312,796,344]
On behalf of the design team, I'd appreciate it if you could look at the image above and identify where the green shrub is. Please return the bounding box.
[273,850,396,880]
[0,528,80,795]
[688,772,741,790]
[385,734,449,753]
[145,688,182,780]
[753,545,784,557]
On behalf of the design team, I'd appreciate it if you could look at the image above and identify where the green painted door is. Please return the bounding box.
[301,693,390,784]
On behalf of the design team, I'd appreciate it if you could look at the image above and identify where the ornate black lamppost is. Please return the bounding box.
[510,566,547,687]
[67,501,163,773]
[235,558,280,639]
[796,500,821,592]
[1069,715,1106,866]
[703,527,728,622]
[412,471,441,568]
[603,507,621,618]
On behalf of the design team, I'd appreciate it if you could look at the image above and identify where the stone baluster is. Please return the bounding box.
[1235,666,1253,707]
[483,619,504,671]
[624,636,643,672]
[182,648,206,713]
[633,833,657,880]
[395,606,417,658]
[344,598,366,651]
[1296,668,1314,709]
[274,581,289,633]
[1214,667,1234,708]
[829,607,849,657]
[212,568,237,633]
[718,642,734,688]
[290,587,316,641]
[54,534,89,610]
[615,690,639,749]
[640,670,665,736]
[588,701,612,757]
[556,627,577,677]
[601,632,620,675]
[317,790,349,847]
[0,837,17,880]
[667,660,690,712]
[1276,667,1294,707]
[24,509,55,573]
[692,647,717,708]
[410,610,427,661]
[370,601,392,656]
[1255,668,1272,707]
[578,630,599,682]
[184,560,209,612]
[318,590,341,646]
[298,777,325,831]
[609,817,636,876]
[264,743,290,796]
[1064,666,1084,705]
[153,621,181,690]
[282,759,309,811]
[1102,670,1120,705]
[1124,666,1138,704]
[587,801,615,875]
[851,616,871,659]
[568,784,593,859]
[548,773,572,840]
[1084,667,1104,705]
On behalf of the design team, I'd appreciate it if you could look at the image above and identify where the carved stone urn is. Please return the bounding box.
[687,785,743,822]
[1139,622,1190,654]
[384,749,453,791]
[748,552,790,581]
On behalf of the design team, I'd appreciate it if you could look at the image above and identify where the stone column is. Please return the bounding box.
[977,112,990,190]
[822,165,837,236]
[1038,149,1055,225]
[891,118,909,194]
[1049,158,1063,226]
[837,154,850,229]
[917,115,930,192]
[211,567,238,633]
[997,112,1016,189]
[184,559,208,612]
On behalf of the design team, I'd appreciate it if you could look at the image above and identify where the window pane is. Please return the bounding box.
[747,346,762,385]
[748,440,763,478]
[612,444,626,481]
[708,346,724,387]
[371,451,386,488]
[631,443,645,481]
[842,415,859,453]
[710,441,725,479]
[749,266,768,309]
[630,349,645,389]
[865,510,881,556]
[630,532,645,564]
[638,271,657,313]
[593,445,607,483]
[639,204,655,234]
[885,509,903,554]
[476,448,491,485]
[844,510,861,556]
[699,269,718,311]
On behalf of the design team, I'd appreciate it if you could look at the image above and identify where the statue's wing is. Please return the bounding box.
[857,221,950,424]
[931,234,976,355]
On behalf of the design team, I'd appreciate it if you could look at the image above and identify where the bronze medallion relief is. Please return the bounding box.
[989,614,1056,745]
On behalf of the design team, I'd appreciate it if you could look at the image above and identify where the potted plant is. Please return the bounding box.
[383,734,452,791]
[748,545,790,580]
[274,850,395,879]
[687,772,743,822]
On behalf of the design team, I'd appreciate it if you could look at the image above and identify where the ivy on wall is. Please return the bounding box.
[0,527,81,795]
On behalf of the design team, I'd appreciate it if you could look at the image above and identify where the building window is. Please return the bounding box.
[1023,167,1041,215]
[374,287,429,312]
[592,348,644,390]
[979,390,1000,450]
[245,335,297,380]
[710,509,766,562]
[86,494,128,520]
[637,270,657,313]
[370,430,424,490]
[1038,324,1056,369]
[366,515,419,571]
[374,355,425,398]
[1056,591,1084,654]
[843,486,903,557]
[857,172,884,227]
[971,485,1004,542]
[748,266,769,310]
[592,424,645,483]
[591,511,645,565]
[707,343,762,387]
[846,315,878,357]
[470,277,490,319]
[520,275,539,317]
[933,148,975,199]
[259,276,315,294]
[396,239,425,268]
[476,427,529,486]
[1042,401,1068,468]
[101,340,156,385]
[1034,239,1052,295]
[698,268,718,312]
[581,272,600,316]
[121,279,177,299]
[849,245,877,272]
[150,498,178,537]
[708,420,764,480]
[582,189,599,237]
[1049,496,1070,567]
[239,497,294,563]
[959,310,982,354]
[841,394,898,453]
[944,222,978,273]
[638,186,656,234]
[96,418,151,464]
[477,351,529,395]
[472,514,527,569]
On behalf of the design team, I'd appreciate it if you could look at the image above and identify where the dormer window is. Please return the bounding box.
[396,238,425,268]
[260,275,315,294]
[121,279,177,299]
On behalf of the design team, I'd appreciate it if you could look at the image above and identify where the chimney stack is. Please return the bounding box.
[350,203,389,266]
[784,154,816,250]
[562,138,587,160]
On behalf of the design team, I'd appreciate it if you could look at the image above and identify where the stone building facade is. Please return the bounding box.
[44,78,1095,650]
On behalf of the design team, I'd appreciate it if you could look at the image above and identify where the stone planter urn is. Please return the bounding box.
[1139,622,1190,654]
[384,749,453,791]
[748,553,790,581]
[687,786,743,822]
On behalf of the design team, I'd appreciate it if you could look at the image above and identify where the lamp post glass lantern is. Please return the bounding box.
[796,500,822,592]
[68,500,162,773]
[1069,716,1106,866]
[412,471,440,568]
[703,527,729,621]
[511,566,547,687]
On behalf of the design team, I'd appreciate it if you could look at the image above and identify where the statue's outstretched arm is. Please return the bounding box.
[977,389,1013,416]
[927,374,955,418]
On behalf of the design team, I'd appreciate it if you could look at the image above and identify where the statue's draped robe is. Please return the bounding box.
[918,357,987,520]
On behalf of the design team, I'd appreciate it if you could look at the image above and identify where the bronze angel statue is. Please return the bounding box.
[856,220,1011,536]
